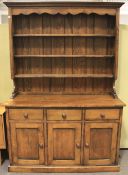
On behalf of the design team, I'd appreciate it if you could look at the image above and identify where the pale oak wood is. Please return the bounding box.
[47,109,81,121]
[8,165,120,173]
[4,0,125,173]
[85,109,120,120]
[5,95,125,108]
[84,122,118,165]
[13,34,115,37]
[14,54,115,58]
[9,109,43,120]
[48,122,81,165]
[10,122,44,165]
[14,73,114,78]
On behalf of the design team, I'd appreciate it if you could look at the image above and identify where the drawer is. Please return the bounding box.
[9,109,43,120]
[85,109,120,120]
[47,109,81,121]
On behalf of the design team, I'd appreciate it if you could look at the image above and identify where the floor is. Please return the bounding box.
[0,150,128,175]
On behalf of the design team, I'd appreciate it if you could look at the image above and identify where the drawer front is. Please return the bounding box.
[86,109,120,120]
[9,109,43,120]
[47,109,81,121]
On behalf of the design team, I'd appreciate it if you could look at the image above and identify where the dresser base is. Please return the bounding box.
[8,165,120,173]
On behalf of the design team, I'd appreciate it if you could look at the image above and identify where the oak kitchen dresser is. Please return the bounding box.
[4,0,125,173]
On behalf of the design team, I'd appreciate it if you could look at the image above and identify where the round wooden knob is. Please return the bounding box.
[39,143,44,149]
[100,114,105,119]
[24,113,28,119]
[85,143,89,148]
[62,113,67,120]
[76,143,81,149]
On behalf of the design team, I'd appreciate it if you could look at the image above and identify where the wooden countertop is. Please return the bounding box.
[4,95,125,108]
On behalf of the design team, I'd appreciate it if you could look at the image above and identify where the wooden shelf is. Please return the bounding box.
[14,55,114,58]
[13,34,115,37]
[15,74,114,78]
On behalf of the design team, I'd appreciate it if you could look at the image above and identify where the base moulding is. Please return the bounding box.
[8,165,120,173]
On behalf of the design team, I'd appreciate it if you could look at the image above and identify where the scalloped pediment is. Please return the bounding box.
[11,7,117,16]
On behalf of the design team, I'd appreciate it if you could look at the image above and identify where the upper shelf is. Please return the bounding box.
[13,34,115,37]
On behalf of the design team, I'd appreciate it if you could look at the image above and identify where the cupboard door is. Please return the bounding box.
[48,123,81,165]
[10,122,44,165]
[84,123,118,165]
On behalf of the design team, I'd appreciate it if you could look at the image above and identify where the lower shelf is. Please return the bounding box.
[8,165,120,173]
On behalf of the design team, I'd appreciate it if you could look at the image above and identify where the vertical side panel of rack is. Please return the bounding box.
[114,8,120,80]
[8,8,15,79]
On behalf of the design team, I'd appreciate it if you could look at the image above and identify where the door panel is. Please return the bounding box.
[16,128,39,160]
[90,128,112,160]
[48,123,81,165]
[10,122,44,165]
[84,123,118,165]
[53,128,75,160]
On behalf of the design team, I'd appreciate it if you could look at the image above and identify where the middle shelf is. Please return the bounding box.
[14,74,114,78]
[14,55,115,58]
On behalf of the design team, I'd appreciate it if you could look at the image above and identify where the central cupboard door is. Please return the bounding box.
[10,122,44,165]
[48,123,81,165]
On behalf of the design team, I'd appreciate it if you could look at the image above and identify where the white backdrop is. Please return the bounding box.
[120,2,128,24]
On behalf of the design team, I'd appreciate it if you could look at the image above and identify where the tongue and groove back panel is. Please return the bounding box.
[12,13,116,95]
